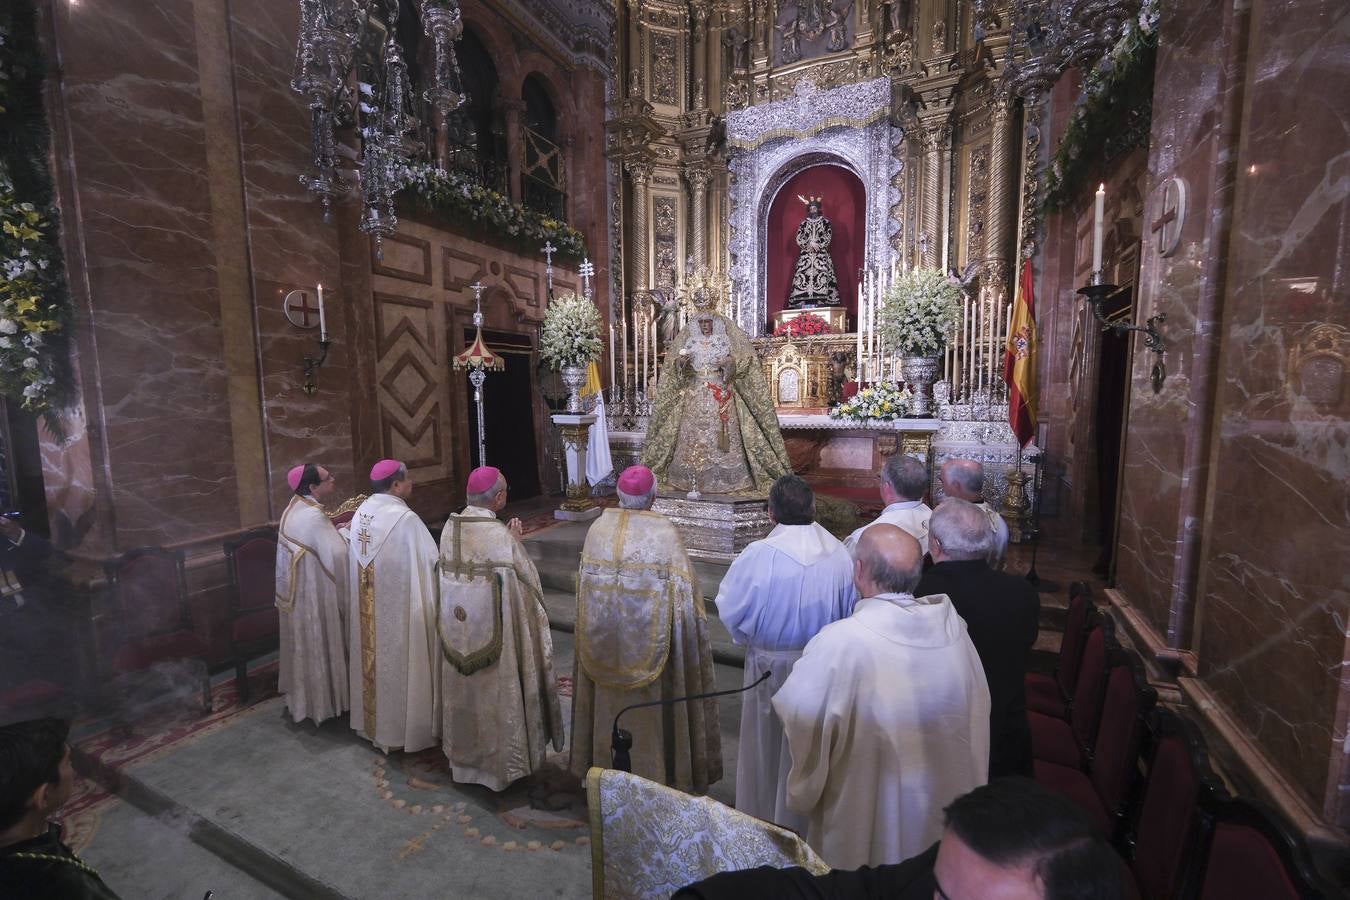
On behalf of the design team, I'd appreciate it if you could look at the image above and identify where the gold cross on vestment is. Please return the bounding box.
[357,527,372,554]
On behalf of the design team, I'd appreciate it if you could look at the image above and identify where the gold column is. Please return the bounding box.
[686,166,711,269]
[626,159,653,291]
[918,119,951,269]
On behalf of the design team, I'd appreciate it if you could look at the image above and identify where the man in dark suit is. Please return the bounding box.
[915,498,1039,779]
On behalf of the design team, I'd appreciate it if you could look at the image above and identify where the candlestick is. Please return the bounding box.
[855,281,864,384]
[966,296,975,397]
[317,283,327,341]
[609,323,616,398]
[1092,183,1105,275]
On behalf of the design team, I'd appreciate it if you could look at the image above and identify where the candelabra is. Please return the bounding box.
[292,0,466,252]
[1077,272,1167,393]
[301,336,333,395]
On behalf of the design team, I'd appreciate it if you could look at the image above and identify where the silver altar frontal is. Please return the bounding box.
[650,493,774,564]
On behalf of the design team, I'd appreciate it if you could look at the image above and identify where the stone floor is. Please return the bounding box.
[65,497,1102,899]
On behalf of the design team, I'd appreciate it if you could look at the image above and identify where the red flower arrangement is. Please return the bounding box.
[773,312,832,338]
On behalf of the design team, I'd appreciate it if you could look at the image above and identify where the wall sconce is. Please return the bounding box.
[1078,273,1167,394]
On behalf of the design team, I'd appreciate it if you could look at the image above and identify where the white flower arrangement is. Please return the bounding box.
[539,291,602,370]
[878,268,961,358]
[0,165,64,416]
[829,382,912,422]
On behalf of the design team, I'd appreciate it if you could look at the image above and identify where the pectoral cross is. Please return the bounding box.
[542,241,557,297]
[579,258,594,299]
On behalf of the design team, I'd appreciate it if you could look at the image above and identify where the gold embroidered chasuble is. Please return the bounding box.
[586,767,828,900]
[641,312,791,494]
[275,495,351,724]
[347,492,441,752]
[569,508,722,792]
[437,506,563,791]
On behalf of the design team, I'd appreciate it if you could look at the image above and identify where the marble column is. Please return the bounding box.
[502,98,525,203]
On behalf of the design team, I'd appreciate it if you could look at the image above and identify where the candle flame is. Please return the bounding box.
[1098,183,1105,192]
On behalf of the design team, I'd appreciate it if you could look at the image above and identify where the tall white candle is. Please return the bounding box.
[966,297,975,394]
[856,281,864,383]
[316,283,327,340]
[1092,183,1106,275]
[609,323,616,395]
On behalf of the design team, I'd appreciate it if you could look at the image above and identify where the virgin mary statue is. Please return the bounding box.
[641,296,791,495]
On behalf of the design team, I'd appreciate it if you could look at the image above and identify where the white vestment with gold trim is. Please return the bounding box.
[569,508,721,791]
[347,492,440,752]
[276,495,350,724]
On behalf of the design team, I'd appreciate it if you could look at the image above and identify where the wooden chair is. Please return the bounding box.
[101,547,211,712]
[1026,584,1094,719]
[1030,615,1116,769]
[223,526,280,702]
[328,493,367,530]
[1125,709,1223,900]
[1193,789,1339,899]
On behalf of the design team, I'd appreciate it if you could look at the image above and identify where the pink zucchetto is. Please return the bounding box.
[617,465,655,496]
[287,465,306,492]
[370,459,404,482]
[467,466,502,495]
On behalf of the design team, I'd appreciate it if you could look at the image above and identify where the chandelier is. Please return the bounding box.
[997,0,1142,107]
[292,0,466,257]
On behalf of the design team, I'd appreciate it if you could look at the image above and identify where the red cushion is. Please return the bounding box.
[0,679,64,709]
[111,630,210,673]
[231,537,277,614]
[1132,735,1199,900]
[1056,593,1089,697]
[1030,710,1084,768]
[1034,759,1110,835]
[1199,822,1301,900]
[1069,627,1108,750]
[1026,672,1069,718]
[1090,664,1144,816]
[232,608,279,645]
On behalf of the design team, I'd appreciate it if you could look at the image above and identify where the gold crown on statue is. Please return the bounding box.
[681,264,730,313]
[797,194,823,207]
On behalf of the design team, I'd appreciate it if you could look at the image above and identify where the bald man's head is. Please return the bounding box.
[854,523,924,597]
[940,458,985,501]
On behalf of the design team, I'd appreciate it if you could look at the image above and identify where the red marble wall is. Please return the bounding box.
[1192,0,1350,821]
[1102,0,1350,824]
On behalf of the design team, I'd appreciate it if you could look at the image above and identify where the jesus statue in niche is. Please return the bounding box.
[785,195,842,308]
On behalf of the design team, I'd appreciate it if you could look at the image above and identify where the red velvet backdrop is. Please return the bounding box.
[765,164,866,330]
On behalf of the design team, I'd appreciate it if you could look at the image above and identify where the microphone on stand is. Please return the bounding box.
[611,670,772,773]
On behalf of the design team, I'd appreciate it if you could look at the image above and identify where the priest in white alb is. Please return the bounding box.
[276,463,350,724]
[843,454,933,557]
[348,459,440,753]
[570,465,721,792]
[714,474,857,833]
[773,524,990,869]
[438,466,563,790]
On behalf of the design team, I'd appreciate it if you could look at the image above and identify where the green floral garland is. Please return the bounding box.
[0,1,74,426]
[1044,0,1160,211]
[397,162,587,261]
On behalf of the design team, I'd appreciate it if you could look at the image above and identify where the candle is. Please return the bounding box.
[317,283,327,341]
[856,281,864,383]
[1092,183,1105,275]
[609,323,616,396]
[966,297,974,395]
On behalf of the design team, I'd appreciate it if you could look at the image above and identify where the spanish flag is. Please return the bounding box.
[1003,259,1037,448]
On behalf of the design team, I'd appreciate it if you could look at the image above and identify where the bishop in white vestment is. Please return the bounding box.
[438,467,563,791]
[348,459,440,753]
[570,466,721,791]
[715,475,857,833]
[276,463,350,724]
[773,525,990,869]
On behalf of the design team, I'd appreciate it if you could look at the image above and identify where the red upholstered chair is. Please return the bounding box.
[1027,586,1093,719]
[1127,709,1221,900]
[328,493,367,530]
[1033,648,1156,841]
[1195,792,1337,900]
[1030,616,1114,769]
[101,547,211,712]
[224,527,280,703]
